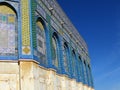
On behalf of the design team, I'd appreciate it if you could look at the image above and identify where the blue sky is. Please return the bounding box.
[57,0,120,90]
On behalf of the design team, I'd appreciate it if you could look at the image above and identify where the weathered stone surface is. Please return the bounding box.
[0,62,19,74]
[0,61,92,90]
[0,62,19,90]
[20,61,34,90]
[83,85,89,90]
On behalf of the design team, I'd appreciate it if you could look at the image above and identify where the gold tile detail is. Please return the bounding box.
[21,0,30,46]
[23,47,30,54]
[37,21,44,31]
[59,30,64,35]
[0,5,15,14]
[8,16,15,23]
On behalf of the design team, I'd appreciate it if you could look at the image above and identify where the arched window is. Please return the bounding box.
[71,50,76,77]
[84,61,89,85]
[0,3,17,55]
[63,42,69,73]
[85,63,90,86]
[52,33,59,68]
[36,19,46,64]
[78,56,84,82]
[88,65,92,86]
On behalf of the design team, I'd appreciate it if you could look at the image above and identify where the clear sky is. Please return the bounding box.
[57,0,120,90]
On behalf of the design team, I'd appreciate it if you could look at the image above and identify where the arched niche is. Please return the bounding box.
[63,42,69,74]
[84,61,90,85]
[71,50,77,77]
[78,55,83,81]
[0,2,18,56]
[52,32,59,68]
[88,64,92,86]
[36,17,46,64]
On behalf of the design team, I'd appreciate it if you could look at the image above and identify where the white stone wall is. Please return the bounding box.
[0,61,19,90]
[0,60,94,90]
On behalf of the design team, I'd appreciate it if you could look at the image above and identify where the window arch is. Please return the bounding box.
[63,42,69,74]
[71,50,76,77]
[78,56,84,82]
[84,61,89,85]
[88,65,92,86]
[52,32,59,68]
[36,18,46,64]
[85,63,90,86]
[0,3,18,55]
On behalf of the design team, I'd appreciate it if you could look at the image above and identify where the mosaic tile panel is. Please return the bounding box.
[0,7,16,55]
[31,0,37,48]
[78,58,84,82]
[71,51,76,77]
[36,21,46,63]
[0,5,15,15]
[36,4,46,19]
[21,0,30,46]
[22,46,31,55]
[63,45,69,73]
[51,20,59,32]
[21,0,31,55]
[52,36,58,68]
[0,24,16,53]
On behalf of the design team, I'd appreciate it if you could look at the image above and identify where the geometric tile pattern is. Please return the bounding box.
[31,0,37,48]
[0,23,15,54]
[71,51,76,77]
[0,5,16,55]
[21,0,31,55]
[22,46,31,55]
[52,36,58,68]
[36,21,46,62]
[63,45,69,73]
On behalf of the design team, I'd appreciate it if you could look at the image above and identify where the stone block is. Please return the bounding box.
[0,62,19,74]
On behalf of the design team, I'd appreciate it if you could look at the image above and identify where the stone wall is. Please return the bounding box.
[0,60,94,90]
[0,61,19,90]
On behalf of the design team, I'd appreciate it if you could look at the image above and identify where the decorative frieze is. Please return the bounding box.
[36,4,46,19]
[63,34,70,43]
[51,19,59,31]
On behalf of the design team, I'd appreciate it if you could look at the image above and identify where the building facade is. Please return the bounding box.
[0,0,94,90]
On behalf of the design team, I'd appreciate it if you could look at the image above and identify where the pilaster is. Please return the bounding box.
[20,0,33,59]
[19,61,34,90]
[76,52,81,82]
[46,14,54,68]
[58,35,65,74]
